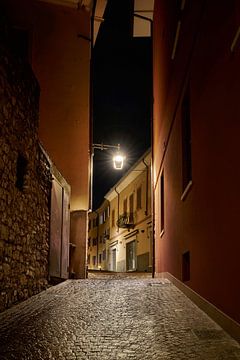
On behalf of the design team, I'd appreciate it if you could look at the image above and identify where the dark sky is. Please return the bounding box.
[92,0,152,209]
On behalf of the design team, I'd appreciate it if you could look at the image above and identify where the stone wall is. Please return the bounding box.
[0,37,52,312]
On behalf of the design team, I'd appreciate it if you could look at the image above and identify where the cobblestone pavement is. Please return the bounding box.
[0,272,239,360]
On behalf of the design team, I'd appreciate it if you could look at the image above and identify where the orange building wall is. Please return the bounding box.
[153,0,240,324]
[4,0,91,211]
[4,0,91,278]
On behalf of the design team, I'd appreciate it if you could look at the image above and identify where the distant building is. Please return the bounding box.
[104,149,152,273]
[88,199,110,271]
[153,0,240,334]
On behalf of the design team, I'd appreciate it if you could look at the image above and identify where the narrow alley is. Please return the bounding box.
[0,273,239,360]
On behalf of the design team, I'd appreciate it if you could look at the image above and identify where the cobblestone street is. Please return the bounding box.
[0,273,239,360]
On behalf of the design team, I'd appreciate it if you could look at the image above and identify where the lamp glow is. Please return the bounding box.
[113,154,125,170]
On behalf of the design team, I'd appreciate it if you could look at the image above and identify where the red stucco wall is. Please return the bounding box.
[153,0,240,324]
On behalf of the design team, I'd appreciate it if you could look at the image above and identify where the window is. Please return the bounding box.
[88,238,91,247]
[112,209,115,227]
[87,254,90,264]
[99,213,103,225]
[16,153,28,191]
[99,254,102,264]
[88,220,91,231]
[129,193,134,223]
[93,256,96,266]
[182,86,192,196]
[103,249,106,261]
[104,207,109,221]
[93,238,97,246]
[137,186,142,210]
[123,198,127,215]
[160,171,164,234]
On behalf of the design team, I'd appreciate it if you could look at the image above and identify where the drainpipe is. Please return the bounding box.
[115,187,120,233]
[142,158,149,216]
[134,13,155,278]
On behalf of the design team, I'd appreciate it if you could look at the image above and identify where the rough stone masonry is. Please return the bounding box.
[0,23,52,312]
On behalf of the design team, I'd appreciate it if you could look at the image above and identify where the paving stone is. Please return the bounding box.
[0,272,239,359]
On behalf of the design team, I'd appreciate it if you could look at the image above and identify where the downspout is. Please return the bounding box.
[134,13,155,278]
[142,158,149,216]
[115,187,120,233]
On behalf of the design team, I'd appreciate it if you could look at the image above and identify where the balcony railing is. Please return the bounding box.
[116,212,135,229]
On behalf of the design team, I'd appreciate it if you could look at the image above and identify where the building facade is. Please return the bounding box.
[105,149,152,273]
[153,0,240,332]
[88,199,109,271]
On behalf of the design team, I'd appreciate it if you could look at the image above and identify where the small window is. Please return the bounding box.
[104,207,108,221]
[112,209,115,228]
[160,171,164,234]
[16,154,28,191]
[137,186,142,210]
[182,251,190,282]
[129,193,134,223]
[103,249,106,261]
[99,213,103,225]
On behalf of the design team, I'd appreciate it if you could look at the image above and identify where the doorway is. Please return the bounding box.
[49,176,70,280]
[112,248,117,272]
[126,240,136,271]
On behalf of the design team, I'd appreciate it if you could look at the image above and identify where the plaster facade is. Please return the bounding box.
[87,200,109,271]
[105,150,152,273]
[153,0,240,325]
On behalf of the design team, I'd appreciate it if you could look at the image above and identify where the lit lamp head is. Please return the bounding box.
[113,153,125,170]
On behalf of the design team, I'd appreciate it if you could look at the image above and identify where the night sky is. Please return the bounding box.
[92,0,152,209]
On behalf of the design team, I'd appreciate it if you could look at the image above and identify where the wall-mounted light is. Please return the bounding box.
[89,143,126,210]
[92,143,125,170]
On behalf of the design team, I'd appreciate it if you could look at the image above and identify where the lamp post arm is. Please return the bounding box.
[92,143,120,151]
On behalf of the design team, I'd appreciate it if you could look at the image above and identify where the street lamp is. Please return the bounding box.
[113,154,125,170]
[92,143,125,170]
[89,142,125,211]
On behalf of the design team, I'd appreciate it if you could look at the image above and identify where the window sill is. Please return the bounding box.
[181,180,193,201]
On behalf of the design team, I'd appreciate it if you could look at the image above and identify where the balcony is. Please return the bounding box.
[116,212,135,229]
